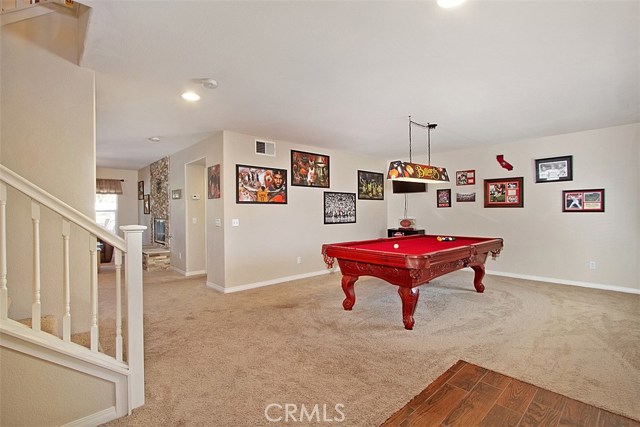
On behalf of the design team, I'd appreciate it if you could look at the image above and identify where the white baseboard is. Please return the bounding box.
[170,266,206,277]
[206,268,336,294]
[62,407,117,427]
[485,269,640,295]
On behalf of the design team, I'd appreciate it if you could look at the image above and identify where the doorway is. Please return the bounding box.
[185,158,207,275]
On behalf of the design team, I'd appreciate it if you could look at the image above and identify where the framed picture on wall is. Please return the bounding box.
[291,150,330,188]
[138,181,144,200]
[562,189,604,212]
[535,155,573,183]
[208,164,221,199]
[236,164,287,204]
[357,170,384,200]
[484,177,524,208]
[324,192,356,224]
[456,192,476,202]
[456,170,475,186]
[437,189,451,207]
[143,194,150,214]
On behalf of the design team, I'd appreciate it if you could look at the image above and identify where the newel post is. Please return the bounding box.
[120,225,147,410]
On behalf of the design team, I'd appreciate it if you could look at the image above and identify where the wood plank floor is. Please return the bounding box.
[381,360,640,427]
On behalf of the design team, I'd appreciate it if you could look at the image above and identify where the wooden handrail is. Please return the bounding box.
[0,165,126,251]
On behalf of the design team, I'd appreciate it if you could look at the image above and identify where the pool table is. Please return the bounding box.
[321,234,503,330]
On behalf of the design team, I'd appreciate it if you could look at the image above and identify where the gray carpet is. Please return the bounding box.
[100,268,640,426]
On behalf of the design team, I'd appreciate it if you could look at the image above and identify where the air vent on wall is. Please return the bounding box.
[255,140,276,157]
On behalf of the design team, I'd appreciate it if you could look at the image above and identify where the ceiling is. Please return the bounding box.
[79,0,640,171]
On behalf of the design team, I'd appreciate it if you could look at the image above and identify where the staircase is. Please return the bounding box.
[0,165,146,426]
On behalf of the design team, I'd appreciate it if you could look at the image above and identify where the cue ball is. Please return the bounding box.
[393,243,399,249]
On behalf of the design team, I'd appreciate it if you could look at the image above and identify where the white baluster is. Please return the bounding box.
[0,183,7,319]
[89,235,98,352]
[62,220,71,342]
[114,248,123,362]
[31,201,41,332]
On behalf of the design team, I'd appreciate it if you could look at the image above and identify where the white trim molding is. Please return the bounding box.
[206,268,337,294]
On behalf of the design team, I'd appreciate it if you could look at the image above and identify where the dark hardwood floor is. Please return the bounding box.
[381,360,640,427]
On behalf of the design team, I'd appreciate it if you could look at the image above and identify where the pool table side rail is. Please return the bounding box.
[322,235,503,271]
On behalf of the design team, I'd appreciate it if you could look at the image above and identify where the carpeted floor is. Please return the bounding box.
[99,268,639,426]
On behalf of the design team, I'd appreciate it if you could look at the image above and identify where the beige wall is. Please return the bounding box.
[96,168,140,237]
[137,165,153,245]
[1,11,96,330]
[388,123,639,291]
[222,131,389,288]
[186,161,206,273]
[0,347,115,426]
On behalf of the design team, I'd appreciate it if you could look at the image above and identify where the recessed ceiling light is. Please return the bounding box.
[437,0,466,9]
[148,136,161,143]
[181,91,200,102]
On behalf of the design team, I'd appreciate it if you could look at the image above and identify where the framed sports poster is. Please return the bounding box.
[324,192,356,224]
[208,164,221,199]
[456,170,475,186]
[535,155,573,183]
[437,189,451,207]
[291,150,330,188]
[484,177,524,208]
[357,170,384,200]
[562,189,604,212]
[236,164,287,204]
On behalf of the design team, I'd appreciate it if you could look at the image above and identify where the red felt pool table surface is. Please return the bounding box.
[321,234,504,330]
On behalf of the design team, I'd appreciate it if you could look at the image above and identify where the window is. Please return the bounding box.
[96,194,118,233]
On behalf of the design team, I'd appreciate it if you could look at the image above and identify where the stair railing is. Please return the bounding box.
[0,164,146,410]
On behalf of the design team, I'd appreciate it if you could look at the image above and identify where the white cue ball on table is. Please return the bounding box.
[393,243,399,249]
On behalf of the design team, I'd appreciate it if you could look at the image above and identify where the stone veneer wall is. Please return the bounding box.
[150,156,170,245]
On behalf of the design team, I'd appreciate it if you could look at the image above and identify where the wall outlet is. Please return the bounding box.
[179,252,182,260]
[215,218,221,227]
[192,217,197,224]
[232,219,240,227]
[589,261,597,270]
[297,256,302,264]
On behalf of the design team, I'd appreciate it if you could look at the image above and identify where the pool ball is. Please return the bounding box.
[393,243,399,249]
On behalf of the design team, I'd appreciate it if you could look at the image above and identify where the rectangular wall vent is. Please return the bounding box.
[255,140,276,157]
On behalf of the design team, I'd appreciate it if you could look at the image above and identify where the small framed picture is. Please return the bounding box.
[236,164,287,204]
[172,189,182,200]
[456,192,476,202]
[484,177,524,208]
[535,155,573,183]
[456,170,475,186]
[562,189,604,212]
[208,164,221,199]
[143,194,150,214]
[291,150,330,188]
[324,192,356,224]
[357,170,384,200]
[437,189,451,207]
[138,181,144,200]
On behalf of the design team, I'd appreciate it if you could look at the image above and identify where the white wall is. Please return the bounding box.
[222,131,389,289]
[96,168,139,236]
[388,123,639,291]
[1,11,96,330]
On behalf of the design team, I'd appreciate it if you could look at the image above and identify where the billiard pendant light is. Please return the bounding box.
[387,116,450,184]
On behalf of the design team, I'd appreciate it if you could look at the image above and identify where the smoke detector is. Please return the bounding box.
[202,79,219,89]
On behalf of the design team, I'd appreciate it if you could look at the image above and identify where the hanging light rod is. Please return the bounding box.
[387,116,450,184]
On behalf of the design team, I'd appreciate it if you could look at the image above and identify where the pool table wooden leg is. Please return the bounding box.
[470,264,486,293]
[341,275,358,310]
[397,287,420,330]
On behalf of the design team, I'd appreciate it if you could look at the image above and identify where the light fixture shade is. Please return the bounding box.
[387,161,450,184]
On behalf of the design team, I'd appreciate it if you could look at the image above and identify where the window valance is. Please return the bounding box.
[96,179,123,194]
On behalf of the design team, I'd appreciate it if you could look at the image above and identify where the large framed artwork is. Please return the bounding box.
[484,177,524,208]
[324,192,356,224]
[208,164,221,199]
[357,170,384,200]
[291,150,330,188]
[138,181,144,200]
[535,155,573,183]
[562,189,604,212]
[236,164,287,204]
